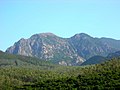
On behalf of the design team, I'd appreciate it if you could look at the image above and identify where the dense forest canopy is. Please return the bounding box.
[0,52,120,89]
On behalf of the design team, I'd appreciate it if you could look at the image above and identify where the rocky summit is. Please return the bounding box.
[6,33,120,65]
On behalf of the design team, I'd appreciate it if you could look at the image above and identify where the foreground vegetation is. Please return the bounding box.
[0,59,119,89]
[0,51,120,89]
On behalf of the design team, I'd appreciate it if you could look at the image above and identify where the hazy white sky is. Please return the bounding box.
[0,0,120,51]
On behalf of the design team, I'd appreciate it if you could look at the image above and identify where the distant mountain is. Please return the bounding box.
[81,56,107,66]
[100,38,120,50]
[107,51,120,59]
[69,33,119,59]
[81,51,120,66]
[6,33,120,65]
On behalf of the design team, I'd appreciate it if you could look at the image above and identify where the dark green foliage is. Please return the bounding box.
[81,55,107,65]
[81,51,120,66]
[0,51,52,67]
[16,59,120,89]
[0,51,120,89]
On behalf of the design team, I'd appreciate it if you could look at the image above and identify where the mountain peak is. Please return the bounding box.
[72,33,92,39]
[75,33,90,37]
[39,32,56,37]
[30,32,57,39]
[79,33,89,36]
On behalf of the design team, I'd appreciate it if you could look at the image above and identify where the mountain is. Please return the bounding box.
[6,33,84,66]
[107,51,120,59]
[69,33,119,59]
[81,56,107,66]
[6,33,120,65]
[100,38,120,50]
[81,51,120,66]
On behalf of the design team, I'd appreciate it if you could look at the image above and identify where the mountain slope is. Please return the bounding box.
[0,51,51,67]
[81,51,120,66]
[69,33,119,59]
[6,33,84,65]
[6,33,120,65]
[81,55,107,66]
[100,37,120,50]
[17,58,120,90]
[107,51,120,59]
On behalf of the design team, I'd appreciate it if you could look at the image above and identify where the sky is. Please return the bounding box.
[0,0,120,51]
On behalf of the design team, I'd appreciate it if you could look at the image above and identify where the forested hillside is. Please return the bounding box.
[0,51,120,90]
[19,58,120,90]
[0,51,52,67]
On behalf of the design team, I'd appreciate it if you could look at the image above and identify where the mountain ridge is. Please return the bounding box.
[6,33,120,65]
